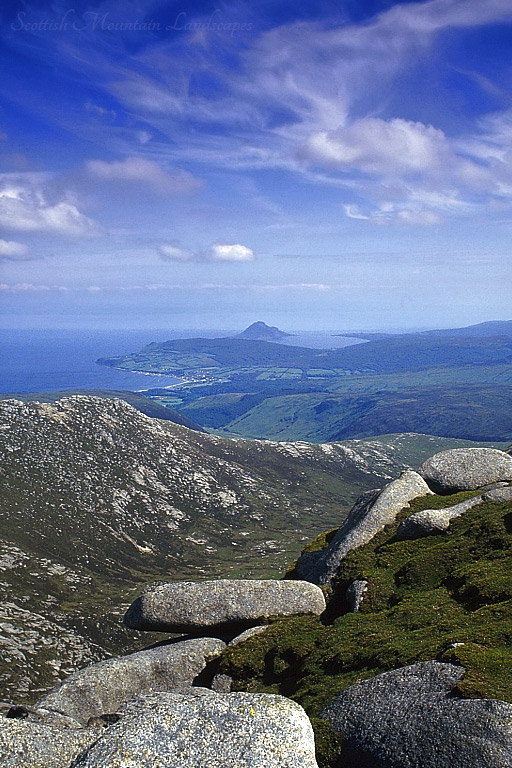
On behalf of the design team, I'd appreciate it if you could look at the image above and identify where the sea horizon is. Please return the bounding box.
[0,326,368,395]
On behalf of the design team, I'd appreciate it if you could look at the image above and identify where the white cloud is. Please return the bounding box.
[0,239,32,261]
[84,101,116,120]
[9,0,512,231]
[137,130,152,145]
[344,205,370,221]
[209,244,255,262]
[305,118,450,175]
[90,0,512,228]
[383,0,512,33]
[159,243,195,262]
[159,242,255,263]
[344,201,443,226]
[0,175,101,237]
[87,156,202,194]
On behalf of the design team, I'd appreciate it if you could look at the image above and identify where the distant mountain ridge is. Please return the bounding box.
[341,319,512,341]
[421,319,512,338]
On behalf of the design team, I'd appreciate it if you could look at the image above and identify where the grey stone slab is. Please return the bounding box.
[0,717,98,768]
[295,470,433,584]
[124,579,326,633]
[396,495,484,540]
[483,486,512,502]
[36,638,225,726]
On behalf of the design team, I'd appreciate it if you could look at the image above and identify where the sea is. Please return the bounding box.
[0,328,363,395]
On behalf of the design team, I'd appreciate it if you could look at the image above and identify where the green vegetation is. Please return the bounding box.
[206,384,512,442]
[218,493,512,733]
[99,329,512,379]
[95,328,512,441]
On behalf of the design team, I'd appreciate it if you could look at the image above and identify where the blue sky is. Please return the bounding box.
[1,0,512,330]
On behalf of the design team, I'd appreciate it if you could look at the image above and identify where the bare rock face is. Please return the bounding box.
[71,689,319,768]
[124,579,326,633]
[0,718,98,768]
[36,638,225,726]
[419,448,512,494]
[295,470,433,584]
[321,661,512,768]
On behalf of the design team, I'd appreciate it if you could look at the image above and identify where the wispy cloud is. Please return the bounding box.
[0,282,69,292]
[87,156,202,193]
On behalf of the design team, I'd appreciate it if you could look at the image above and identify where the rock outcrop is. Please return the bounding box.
[36,639,225,726]
[419,447,512,493]
[0,718,98,768]
[124,579,326,633]
[321,661,512,768]
[295,470,432,584]
[396,494,484,540]
[72,689,318,768]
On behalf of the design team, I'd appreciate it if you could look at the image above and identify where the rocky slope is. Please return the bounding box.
[2,447,510,767]
[0,395,507,705]
[0,394,418,702]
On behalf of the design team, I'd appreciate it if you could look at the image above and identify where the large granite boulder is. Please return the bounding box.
[321,661,512,768]
[419,448,512,494]
[71,689,319,767]
[0,717,98,768]
[36,638,225,726]
[396,494,484,540]
[124,579,326,633]
[295,470,432,585]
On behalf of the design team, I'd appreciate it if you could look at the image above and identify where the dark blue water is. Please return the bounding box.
[0,328,364,394]
[0,329,186,394]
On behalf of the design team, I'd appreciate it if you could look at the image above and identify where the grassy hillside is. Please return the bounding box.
[2,394,507,704]
[197,384,512,442]
[98,337,320,374]
[98,331,512,377]
[0,395,424,703]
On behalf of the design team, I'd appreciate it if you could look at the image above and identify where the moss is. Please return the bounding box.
[218,495,512,735]
[285,528,339,578]
[310,717,345,768]
[441,642,512,701]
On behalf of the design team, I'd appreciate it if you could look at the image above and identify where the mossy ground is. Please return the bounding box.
[218,492,512,764]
